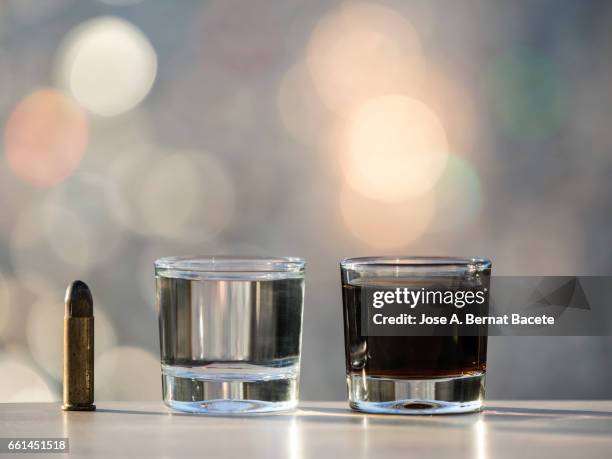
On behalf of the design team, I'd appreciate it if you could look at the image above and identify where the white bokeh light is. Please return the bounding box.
[339,95,449,202]
[56,16,157,116]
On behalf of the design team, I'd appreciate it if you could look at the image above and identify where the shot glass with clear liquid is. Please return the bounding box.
[155,256,305,414]
[341,256,491,414]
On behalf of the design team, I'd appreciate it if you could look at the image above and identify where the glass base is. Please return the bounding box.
[347,372,485,415]
[162,370,298,414]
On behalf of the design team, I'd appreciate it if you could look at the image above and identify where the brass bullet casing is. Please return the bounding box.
[62,280,95,411]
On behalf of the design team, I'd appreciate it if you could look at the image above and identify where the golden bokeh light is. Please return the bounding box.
[56,16,157,116]
[339,95,449,202]
[4,88,89,187]
[339,185,434,248]
[96,346,159,400]
[26,294,117,381]
[306,2,425,113]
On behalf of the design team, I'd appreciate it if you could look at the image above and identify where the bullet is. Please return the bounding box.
[62,280,95,411]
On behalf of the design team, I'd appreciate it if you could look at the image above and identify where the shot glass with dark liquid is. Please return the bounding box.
[340,257,491,414]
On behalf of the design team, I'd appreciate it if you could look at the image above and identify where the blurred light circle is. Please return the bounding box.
[96,346,159,400]
[277,60,332,148]
[485,48,568,141]
[140,151,236,241]
[57,16,157,116]
[105,147,154,231]
[339,185,434,248]
[10,175,123,287]
[10,203,93,289]
[306,2,425,113]
[26,293,117,381]
[0,272,13,337]
[45,173,125,267]
[108,149,235,242]
[430,155,482,233]
[0,353,56,402]
[409,71,478,155]
[140,153,201,238]
[340,95,449,202]
[4,88,89,187]
[42,204,92,269]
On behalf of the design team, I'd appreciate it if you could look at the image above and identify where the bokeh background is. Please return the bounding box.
[0,0,611,402]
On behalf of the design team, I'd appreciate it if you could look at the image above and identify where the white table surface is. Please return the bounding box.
[1,401,611,458]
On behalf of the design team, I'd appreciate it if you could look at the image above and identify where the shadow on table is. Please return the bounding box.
[94,405,473,428]
[95,407,292,419]
[484,406,612,420]
[94,405,450,425]
[94,404,612,430]
[94,405,366,422]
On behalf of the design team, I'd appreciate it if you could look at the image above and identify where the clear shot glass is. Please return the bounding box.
[340,256,491,414]
[155,256,305,414]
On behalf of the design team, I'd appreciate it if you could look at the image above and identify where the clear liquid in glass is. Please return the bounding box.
[157,274,304,413]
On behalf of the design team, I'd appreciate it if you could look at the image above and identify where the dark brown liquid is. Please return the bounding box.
[342,279,488,378]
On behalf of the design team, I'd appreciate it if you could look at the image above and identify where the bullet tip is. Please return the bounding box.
[65,280,93,317]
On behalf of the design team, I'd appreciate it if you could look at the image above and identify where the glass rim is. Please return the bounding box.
[154,255,306,274]
[340,256,491,271]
